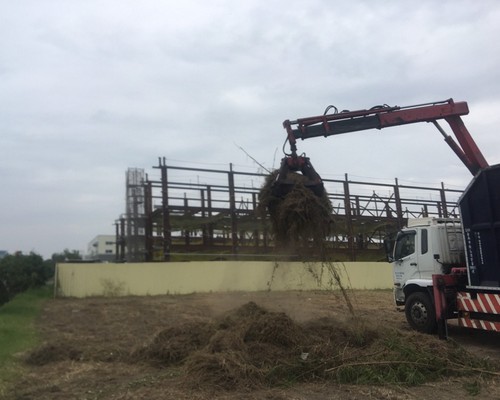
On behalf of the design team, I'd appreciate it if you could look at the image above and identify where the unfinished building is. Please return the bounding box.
[114,158,462,263]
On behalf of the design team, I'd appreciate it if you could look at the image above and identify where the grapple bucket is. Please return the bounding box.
[272,156,324,197]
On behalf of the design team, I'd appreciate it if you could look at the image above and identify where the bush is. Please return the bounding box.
[0,253,53,306]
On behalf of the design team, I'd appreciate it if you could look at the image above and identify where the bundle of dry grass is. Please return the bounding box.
[132,321,216,366]
[183,302,308,389]
[258,170,333,252]
[24,342,82,366]
[184,350,262,390]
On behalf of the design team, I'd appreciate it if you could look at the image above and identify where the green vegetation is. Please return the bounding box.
[51,248,82,263]
[0,286,52,394]
[0,249,80,307]
[329,330,496,386]
[0,252,54,306]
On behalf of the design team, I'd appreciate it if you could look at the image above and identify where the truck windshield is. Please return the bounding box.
[394,231,416,260]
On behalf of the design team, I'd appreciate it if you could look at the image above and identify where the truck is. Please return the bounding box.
[278,98,500,339]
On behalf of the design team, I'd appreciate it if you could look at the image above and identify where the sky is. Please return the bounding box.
[1,0,500,259]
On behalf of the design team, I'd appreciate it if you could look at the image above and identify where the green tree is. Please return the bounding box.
[0,252,48,306]
[51,249,82,263]
[42,249,83,285]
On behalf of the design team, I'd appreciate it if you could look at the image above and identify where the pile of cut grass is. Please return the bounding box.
[128,302,496,390]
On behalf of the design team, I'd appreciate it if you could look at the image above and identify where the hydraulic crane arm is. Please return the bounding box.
[283,99,488,176]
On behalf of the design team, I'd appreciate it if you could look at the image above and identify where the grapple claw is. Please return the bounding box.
[272,155,324,197]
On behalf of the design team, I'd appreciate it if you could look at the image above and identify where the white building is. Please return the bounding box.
[87,235,116,261]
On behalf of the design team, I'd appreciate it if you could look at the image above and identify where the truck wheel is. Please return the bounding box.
[405,292,437,334]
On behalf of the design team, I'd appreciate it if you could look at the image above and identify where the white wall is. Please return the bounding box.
[55,261,393,298]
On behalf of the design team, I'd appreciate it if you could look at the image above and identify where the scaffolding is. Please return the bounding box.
[125,168,146,262]
[116,160,463,262]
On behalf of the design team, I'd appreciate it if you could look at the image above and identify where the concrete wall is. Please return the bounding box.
[55,261,394,298]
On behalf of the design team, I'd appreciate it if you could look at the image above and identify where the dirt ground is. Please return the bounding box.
[6,290,500,399]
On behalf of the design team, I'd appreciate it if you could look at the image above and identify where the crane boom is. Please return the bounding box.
[283,99,488,176]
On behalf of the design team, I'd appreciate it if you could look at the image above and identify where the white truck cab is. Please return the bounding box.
[389,218,465,332]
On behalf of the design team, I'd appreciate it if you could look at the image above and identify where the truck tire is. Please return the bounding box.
[405,292,437,334]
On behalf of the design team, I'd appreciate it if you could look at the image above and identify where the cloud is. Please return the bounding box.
[1,0,499,257]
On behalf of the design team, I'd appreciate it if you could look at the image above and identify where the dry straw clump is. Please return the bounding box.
[131,321,217,366]
[258,170,333,252]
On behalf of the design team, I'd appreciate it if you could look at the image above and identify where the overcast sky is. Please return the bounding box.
[2,0,500,258]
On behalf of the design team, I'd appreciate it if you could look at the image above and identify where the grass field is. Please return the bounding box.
[0,286,52,394]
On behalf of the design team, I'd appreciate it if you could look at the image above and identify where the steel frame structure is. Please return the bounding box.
[115,160,462,262]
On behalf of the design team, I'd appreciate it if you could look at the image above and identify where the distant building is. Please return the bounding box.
[0,250,8,260]
[87,235,116,261]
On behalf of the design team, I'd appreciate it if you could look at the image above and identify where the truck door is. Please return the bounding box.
[393,230,419,285]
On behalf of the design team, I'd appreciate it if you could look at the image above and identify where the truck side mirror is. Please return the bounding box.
[384,237,395,262]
